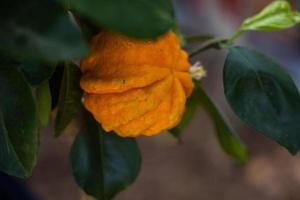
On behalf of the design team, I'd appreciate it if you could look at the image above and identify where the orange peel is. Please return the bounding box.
[80,31,193,137]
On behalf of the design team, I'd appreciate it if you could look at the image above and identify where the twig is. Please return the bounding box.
[185,34,214,44]
[189,38,228,58]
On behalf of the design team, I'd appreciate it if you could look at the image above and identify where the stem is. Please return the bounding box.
[189,38,228,58]
[227,29,243,45]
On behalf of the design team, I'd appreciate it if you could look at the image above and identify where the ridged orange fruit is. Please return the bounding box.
[80,31,193,137]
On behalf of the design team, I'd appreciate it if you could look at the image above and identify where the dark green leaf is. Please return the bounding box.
[170,91,198,139]
[224,47,300,154]
[55,62,83,136]
[36,82,52,127]
[19,62,56,86]
[58,0,175,39]
[0,63,39,178]
[0,0,88,62]
[72,12,101,41]
[70,113,141,200]
[195,82,247,163]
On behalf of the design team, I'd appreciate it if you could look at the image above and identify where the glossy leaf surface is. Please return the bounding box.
[0,63,39,178]
[70,113,141,199]
[224,47,300,154]
[0,0,88,62]
[58,0,175,39]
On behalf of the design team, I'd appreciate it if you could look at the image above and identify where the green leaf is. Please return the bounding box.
[170,90,198,139]
[194,82,247,163]
[224,47,300,154]
[72,12,101,41]
[19,62,56,86]
[36,82,52,127]
[55,62,83,136]
[58,0,175,39]
[240,0,300,31]
[70,113,141,200]
[0,0,88,62]
[0,63,39,178]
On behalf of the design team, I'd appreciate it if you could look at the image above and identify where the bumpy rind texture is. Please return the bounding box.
[80,31,193,137]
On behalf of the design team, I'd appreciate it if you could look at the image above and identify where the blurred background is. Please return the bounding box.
[2,0,300,199]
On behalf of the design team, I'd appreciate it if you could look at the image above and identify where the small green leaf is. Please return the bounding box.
[55,62,83,136]
[57,0,175,39]
[70,112,141,200]
[224,47,300,154]
[36,82,52,127]
[194,82,247,163]
[240,0,300,31]
[0,63,39,178]
[19,62,56,86]
[0,0,88,62]
[170,90,198,139]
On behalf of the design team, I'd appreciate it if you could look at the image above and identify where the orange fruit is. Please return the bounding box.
[80,31,193,137]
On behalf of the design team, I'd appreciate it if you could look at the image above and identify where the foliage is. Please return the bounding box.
[0,0,88,62]
[70,112,141,200]
[224,47,300,154]
[0,0,300,199]
[55,62,83,136]
[57,0,175,39]
[0,62,39,178]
